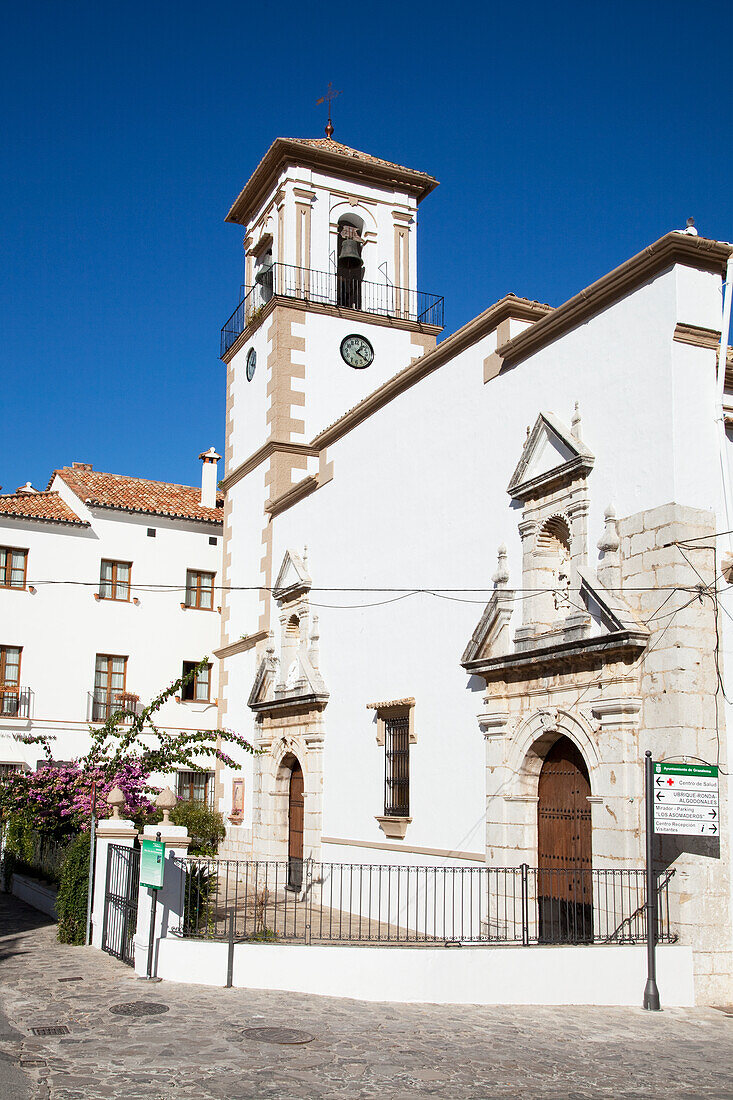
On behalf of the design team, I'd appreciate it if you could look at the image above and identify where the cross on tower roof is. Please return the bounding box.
[316,82,342,138]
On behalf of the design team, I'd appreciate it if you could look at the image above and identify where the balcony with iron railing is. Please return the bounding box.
[0,687,32,719]
[221,262,444,357]
[88,690,142,724]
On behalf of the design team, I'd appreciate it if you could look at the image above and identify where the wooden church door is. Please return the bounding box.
[288,761,304,890]
[537,736,592,942]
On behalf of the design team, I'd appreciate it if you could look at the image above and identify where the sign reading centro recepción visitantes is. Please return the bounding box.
[652,762,719,836]
[140,839,166,889]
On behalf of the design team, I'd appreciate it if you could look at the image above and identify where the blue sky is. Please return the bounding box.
[2,0,732,494]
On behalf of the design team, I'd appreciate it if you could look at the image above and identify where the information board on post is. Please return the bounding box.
[140,838,166,889]
[652,762,719,837]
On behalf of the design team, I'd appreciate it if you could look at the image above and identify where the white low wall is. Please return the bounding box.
[11,874,58,919]
[155,937,695,1007]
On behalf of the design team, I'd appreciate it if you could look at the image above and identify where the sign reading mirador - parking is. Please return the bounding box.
[652,762,719,836]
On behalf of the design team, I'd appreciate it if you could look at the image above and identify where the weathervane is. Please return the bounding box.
[316,82,342,139]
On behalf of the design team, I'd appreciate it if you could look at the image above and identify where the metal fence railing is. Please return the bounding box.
[87,691,141,724]
[221,263,445,356]
[0,688,32,718]
[174,859,676,947]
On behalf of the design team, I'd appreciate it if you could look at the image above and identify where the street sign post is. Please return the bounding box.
[643,756,721,1010]
[652,762,719,836]
[141,834,165,981]
[643,752,660,1011]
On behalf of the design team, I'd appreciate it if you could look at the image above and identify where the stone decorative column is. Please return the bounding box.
[91,787,138,950]
[133,788,192,979]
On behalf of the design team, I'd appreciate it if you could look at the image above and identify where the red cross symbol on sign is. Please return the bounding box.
[667,778,675,785]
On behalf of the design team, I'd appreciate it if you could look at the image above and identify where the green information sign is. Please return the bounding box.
[140,839,166,889]
[653,762,719,836]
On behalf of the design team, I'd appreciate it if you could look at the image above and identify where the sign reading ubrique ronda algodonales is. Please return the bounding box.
[652,762,719,837]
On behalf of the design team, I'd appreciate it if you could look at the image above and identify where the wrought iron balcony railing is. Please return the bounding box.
[221,263,444,356]
[0,687,32,719]
[88,691,141,724]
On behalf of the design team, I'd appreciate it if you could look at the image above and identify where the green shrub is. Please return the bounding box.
[56,833,91,945]
[182,863,217,934]
[1,823,69,887]
[170,802,225,857]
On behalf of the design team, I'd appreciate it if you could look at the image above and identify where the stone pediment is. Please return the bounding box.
[507,411,594,502]
[249,648,328,712]
[460,588,515,664]
[461,568,648,677]
[273,549,312,601]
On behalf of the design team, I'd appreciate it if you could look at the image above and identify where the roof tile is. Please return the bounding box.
[51,466,223,525]
[0,491,87,526]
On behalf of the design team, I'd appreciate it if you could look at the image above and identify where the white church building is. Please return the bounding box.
[212,134,733,1002]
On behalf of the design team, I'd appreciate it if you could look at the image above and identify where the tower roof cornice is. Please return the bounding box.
[225,137,439,226]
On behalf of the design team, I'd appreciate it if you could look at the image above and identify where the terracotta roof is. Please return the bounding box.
[50,465,223,525]
[226,136,438,226]
[284,138,435,179]
[0,491,88,526]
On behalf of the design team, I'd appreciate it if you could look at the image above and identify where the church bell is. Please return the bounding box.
[338,237,362,266]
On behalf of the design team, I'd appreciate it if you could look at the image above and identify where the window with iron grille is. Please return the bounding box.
[176,769,214,806]
[384,714,410,817]
[99,560,131,601]
[185,569,215,609]
[0,646,22,716]
[0,547,27,590]
[181,660,211,702]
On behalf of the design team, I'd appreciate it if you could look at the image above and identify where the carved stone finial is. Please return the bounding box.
[106,786,126,820]
[526,425,531,440]
[156,787,177,827]
[309,614,321,669]
[597,504,620,553]
[492,544,509,589]
[266,631,276,657]
[571,401,582,439]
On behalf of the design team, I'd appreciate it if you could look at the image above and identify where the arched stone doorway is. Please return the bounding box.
[537,736,592,942]
[288,759,304,890]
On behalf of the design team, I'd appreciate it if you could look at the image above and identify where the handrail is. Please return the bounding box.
[221,262,444,356]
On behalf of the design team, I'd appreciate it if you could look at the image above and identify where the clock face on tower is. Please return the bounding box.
[246,347,257,381]
[340,333,374,369]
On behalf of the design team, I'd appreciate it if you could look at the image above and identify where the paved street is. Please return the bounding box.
[0,893,732,1100]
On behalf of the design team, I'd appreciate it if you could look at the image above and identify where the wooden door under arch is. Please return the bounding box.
[537,736,592,942]
[288,761,304,891]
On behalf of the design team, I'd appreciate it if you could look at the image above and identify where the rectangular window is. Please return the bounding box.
[0,645,22,716]
[181,660,211,702]
[185,570,215,610]
[93,654,127,720]
[384,715,410,817]
[0,547,27,590]
[177,770,214,807]
[99,560,131,601]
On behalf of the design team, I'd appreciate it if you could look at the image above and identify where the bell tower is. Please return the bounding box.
[214,133,442,837]
[216,134,442,732]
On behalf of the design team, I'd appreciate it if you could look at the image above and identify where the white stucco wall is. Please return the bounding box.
[155,937,695,1007]
[219,259,730,869]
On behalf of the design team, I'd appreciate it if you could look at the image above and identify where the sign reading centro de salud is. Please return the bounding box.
[140,839,166,889]
[652,762,719,836]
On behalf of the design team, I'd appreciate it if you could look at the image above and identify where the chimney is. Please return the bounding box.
[198,447,221,508]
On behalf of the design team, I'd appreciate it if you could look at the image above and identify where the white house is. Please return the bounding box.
[213,134,733,1002]
[0,451,224,804]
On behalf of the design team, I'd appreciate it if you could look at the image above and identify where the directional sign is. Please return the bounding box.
[652,762,719,836]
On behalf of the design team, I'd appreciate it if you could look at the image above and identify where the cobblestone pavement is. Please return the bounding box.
[1,894,732,1100]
